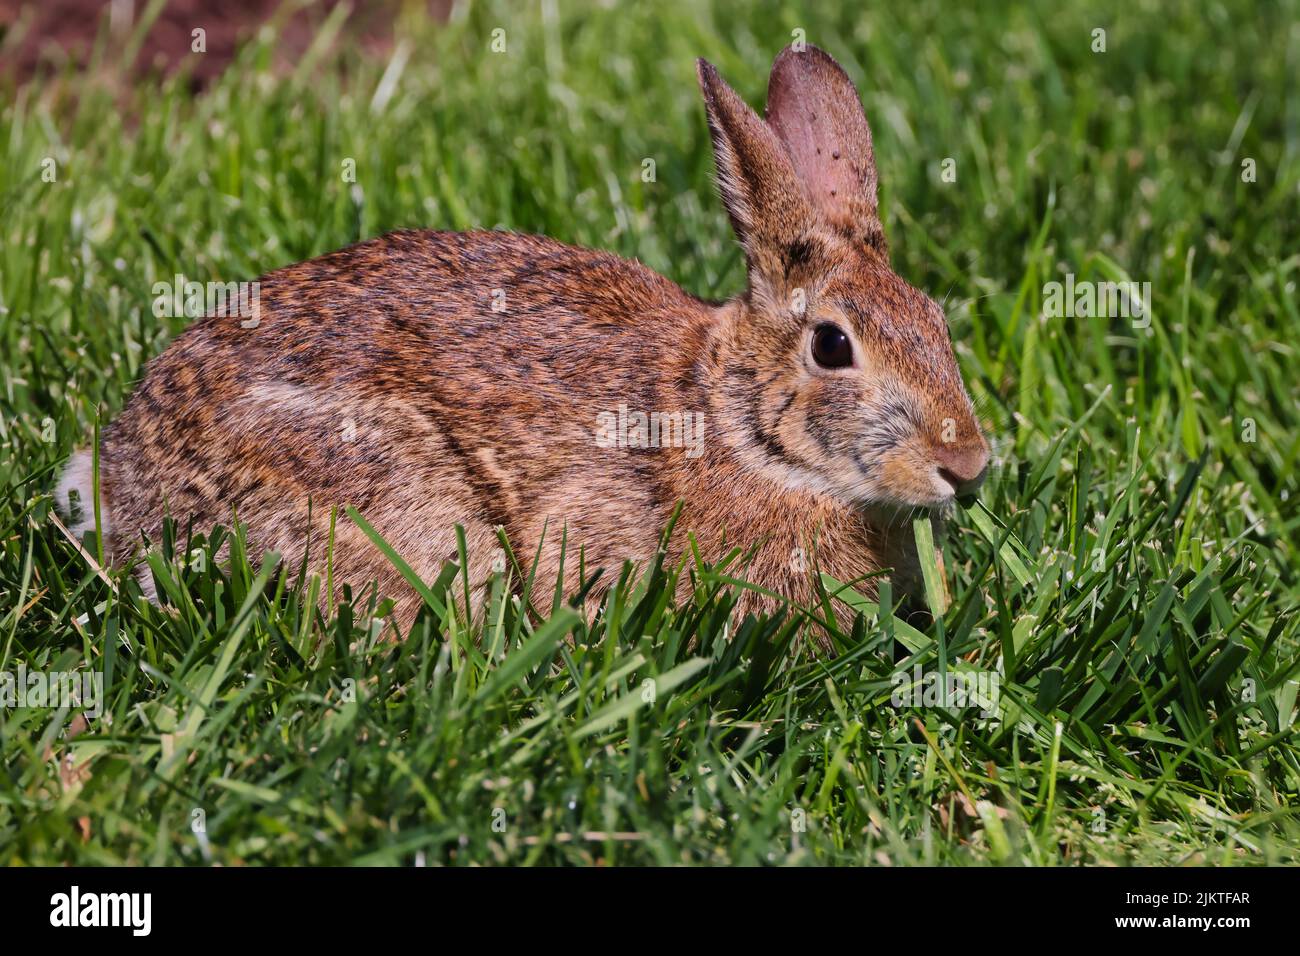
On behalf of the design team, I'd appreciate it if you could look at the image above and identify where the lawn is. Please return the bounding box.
[1,0,1298,865]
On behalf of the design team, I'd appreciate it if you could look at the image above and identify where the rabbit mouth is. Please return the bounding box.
[850,426,988,515]
[850,447,955,517]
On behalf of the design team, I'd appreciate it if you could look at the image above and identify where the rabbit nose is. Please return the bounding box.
[935,443,989,496]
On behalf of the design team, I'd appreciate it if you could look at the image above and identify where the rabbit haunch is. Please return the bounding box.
[58,45,988,647]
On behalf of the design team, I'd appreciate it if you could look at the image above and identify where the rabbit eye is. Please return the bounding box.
[811,323,854,369]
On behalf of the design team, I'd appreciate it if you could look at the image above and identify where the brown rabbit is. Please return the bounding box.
[56,45,988,640]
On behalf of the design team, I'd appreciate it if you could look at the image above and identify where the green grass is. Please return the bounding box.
[2,0,1299,865]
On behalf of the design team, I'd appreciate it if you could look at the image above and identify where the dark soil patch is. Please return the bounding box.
[0,0,450,90]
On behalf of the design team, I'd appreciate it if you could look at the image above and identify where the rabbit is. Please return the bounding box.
[56,44,989,643]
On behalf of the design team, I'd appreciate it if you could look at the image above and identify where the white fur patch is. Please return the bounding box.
[134,564,159,603]
[55,450,111,544]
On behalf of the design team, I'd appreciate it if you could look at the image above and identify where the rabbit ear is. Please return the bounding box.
[697,58,817,284]
[764,45,885,254]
